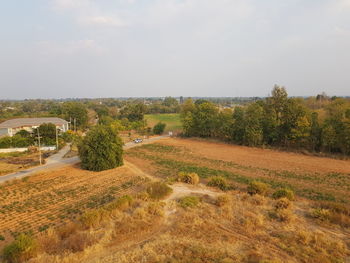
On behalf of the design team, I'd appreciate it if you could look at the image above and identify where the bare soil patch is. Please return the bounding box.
[0,164,147,248]
[160,138,350,174]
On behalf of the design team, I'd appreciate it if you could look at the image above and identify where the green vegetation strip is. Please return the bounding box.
[126,149,341,202]
[130,143,350,191]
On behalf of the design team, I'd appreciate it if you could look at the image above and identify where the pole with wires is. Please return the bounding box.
[37,127,42,165]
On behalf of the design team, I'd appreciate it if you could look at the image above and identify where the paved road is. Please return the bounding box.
[0,135,169,184]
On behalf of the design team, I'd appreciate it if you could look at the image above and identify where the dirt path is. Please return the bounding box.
[87,161,221,263]
[0,136,169,184]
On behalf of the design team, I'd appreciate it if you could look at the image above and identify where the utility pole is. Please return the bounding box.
[55,127,59,150]
[74,118,76,133]
[37,128,42,165]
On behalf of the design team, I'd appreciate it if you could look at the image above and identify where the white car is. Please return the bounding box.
[133,138,143,143]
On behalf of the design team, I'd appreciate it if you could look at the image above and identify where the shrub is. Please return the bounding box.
[272,188,295,201]
[269,209,293,222]
[78,125,123,171]
[310,208,330,221]
[11,135,33,147]
[2,233,38,263]
[153,122,166,135]
[207,176,229,191]
[179,196,200,209]
[80,210,103,229]
[61,130,75,143]
[247,181,269,196]
[0,136,12,148]
[274,198,291,210]
[136,192,150,201]
[57,222,79,239]
[178,172,200,185]
[313,202,350,227]
[147,202,165,216]
[147,182,173,200]
[249,194,266,206]
[105,195,133,211]
[63,232,96,252]
[216,194,231,207]
[0,235,4,241]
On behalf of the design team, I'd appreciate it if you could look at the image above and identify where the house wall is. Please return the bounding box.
[0,128,9,137]
[7,123,68,137]
[0,146,57,153]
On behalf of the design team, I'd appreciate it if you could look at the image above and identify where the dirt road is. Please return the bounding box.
[0,135,169,184]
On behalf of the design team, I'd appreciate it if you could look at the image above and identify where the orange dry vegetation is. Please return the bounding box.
[0,164,147,249]
[125,138,350,204]
[29,189,349,263]
[0,152,42,176]
[160,138,350,174]
[2,138,350,263]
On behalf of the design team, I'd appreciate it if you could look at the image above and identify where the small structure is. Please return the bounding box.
[0,117,69,137]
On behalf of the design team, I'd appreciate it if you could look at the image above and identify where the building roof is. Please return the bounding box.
[0,118,68,129]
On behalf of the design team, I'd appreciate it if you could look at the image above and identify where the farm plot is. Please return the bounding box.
[0,152,43,176]
[125,138,350,204]
[145,113,182,132]
[0,164,148,247]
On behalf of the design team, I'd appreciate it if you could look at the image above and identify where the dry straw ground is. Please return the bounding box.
[1,138,350,262]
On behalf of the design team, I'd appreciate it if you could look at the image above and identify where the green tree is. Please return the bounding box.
[279,98,310,147]
[119,103,146,122]
[93,104,110,118]
[2,233,38,263]
[214,109,233,140]
[322,98,349,153]
[261,103,278,145]
[182,111,195,137]
[63,102,88,129]
[163,97,179,107]
[231,107,245,144]
[270,85,288,123]
[244,103,264,146]
[310,112,321,151]
[192,102,219,137]
[180,98,195,120]
[322,124,337,152]
[153,122,166,135]
[35,123,56,146]
[78,125,123,171]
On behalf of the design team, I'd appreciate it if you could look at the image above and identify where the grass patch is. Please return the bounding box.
[147,182,173,200]
[126,145,346,203]
[178,172,200,185]
[145,113,182,132]
[207,176,231,191]
[272,188,295,201]
[247,181,269,196]
[178,196,200,209]
[2,233,38,263]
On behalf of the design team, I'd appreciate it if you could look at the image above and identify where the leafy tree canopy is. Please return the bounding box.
[78,125,123,171]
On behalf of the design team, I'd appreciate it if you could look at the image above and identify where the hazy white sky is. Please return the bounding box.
[0,0,349,99]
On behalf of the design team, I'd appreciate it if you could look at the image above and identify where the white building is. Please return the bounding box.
[0,117,69,137]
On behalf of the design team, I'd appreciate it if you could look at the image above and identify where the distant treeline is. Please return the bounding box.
[181,86,350,155]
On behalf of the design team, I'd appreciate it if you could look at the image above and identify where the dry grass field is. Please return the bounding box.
[1,138,350,263]
[0,152,45,176]
[126,138,350,204]
[0,164,148,249]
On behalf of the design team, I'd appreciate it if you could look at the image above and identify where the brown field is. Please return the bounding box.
[1,138,350,263]
[0,164,148,248]
[125,138,350,204]
[0,152,45,176]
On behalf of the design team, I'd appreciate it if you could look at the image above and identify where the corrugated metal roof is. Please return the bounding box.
[0,118,68,128]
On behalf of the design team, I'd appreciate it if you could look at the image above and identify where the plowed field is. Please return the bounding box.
[125,138,350,204]
[0,164,147,246]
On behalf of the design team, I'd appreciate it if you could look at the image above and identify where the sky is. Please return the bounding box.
[0,0,349,99]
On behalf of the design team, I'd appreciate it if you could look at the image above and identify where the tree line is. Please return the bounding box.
[181,86,350,155]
